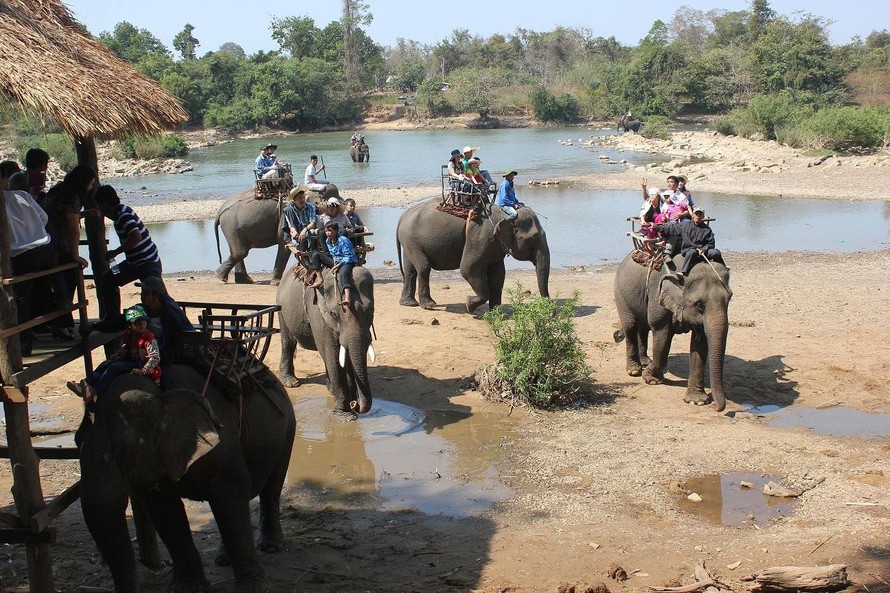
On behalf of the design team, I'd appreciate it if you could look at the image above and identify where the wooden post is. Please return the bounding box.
[1,180,55,591]
[74,136,109,317]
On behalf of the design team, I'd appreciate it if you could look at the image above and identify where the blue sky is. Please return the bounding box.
[65,0,887,56]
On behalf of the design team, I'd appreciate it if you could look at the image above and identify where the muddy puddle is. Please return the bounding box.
[741,404,890,439]
[287,394,514,517]
[678,472,797,526]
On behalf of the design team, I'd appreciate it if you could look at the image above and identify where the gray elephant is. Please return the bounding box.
[396,199,550,312]
[618,115,642,133]
[277,265,375,419]
[214,186,342,284]
[349,136,370,163]
[77,363,296,593]
[613,252,732,411]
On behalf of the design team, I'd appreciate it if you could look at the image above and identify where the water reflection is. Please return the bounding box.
[287,394,513,517]
[678,472,797,525]
[102,190,890,275]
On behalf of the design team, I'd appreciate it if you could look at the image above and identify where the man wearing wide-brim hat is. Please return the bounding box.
[496,169,524,221]
[256,143,282,179]
[282,184,317,254]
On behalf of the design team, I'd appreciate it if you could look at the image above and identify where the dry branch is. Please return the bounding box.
[751,565,849,592]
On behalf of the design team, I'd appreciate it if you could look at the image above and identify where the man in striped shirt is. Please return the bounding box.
[90,185,162,333]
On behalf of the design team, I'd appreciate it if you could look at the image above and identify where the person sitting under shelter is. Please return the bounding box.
[305,155,332,192]
[256,144,282,179]
[307,221,359,308]
[645,207,723,277]
[282,185,318,254]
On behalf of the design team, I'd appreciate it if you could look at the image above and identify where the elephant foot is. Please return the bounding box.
[214,269,229,284]
[270,278,281,287]
[258,532,285,553]
[279,373,300,388]
[214,545,231,567]
[684,390,711,406]
[169,572,212,593]
[640,355,652,367]
[234,273,254,284]
[642,368,664,385]
[420,300,437,310]
[400,296,420,307]
[331,408,357,422]
[626,364,643,377]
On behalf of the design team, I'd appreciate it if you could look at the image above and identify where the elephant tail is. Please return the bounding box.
[396,232,404,279]
[214,213,223,264]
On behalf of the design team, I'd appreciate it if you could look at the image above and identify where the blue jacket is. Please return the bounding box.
[325,235,358,265]
[497,179,519,208]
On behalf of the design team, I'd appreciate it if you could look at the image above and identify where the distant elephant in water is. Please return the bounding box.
[214,185,341,284]
[349,135,370,163]
[618,115,642,133]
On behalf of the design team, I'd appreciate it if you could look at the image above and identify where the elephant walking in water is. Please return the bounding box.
[278,266,375,419]
[77,364,296,593]
[349,135,370,162]
[618,114,642,133]
[396,198,550,313]
[614,252,732,411]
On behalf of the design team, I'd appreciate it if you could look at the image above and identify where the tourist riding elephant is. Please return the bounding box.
[215,186,341,284]
[76,363,296,593]
[614,252,732,411]
[349,136,370,163]
[618,115,642,133]
[278,265,375,419]
[397,198,550,312]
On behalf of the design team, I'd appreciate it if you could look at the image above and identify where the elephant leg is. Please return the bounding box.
[207,490,268,592]
[257,435,292,553]
[399,255,420,307]
[638,330,651,368]
[143,489,210,592]
[684,329,710,405]
[417,264,437,310]
[270,245,290,286]
[278,318,300,388]
[80,454,137,593]
[462,264,491,314]
[486,261,506,310]
[215,256,237,283]
[318,337,355,419]
[644,327,672,384]
[233,260,254,284]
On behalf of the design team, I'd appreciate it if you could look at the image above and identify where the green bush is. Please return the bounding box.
[711,116,736,136]
[799,106,887,151]
[728,93,807,141]
[640,114,671,140]
[111,134,188,160]
[530,88,580,123]
[14,133,77,172]
[481,286,590,408]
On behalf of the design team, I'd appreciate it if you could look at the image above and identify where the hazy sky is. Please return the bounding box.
[65,0,887,56]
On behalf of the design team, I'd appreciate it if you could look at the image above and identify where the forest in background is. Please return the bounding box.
[4,0,890,163]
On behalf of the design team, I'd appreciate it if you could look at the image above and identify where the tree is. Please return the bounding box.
[668,6,712,52]
[342,0,372,90]
[218,42,246,58]
[271,16,318,58]
[642,20,669,47]
[99,21,170,65]
[748,0,774,43]
[172,23,199,60]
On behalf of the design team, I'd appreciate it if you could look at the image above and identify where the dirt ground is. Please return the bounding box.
[2,246,890,592]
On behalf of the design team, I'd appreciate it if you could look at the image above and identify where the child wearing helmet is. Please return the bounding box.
[67,304,161,404]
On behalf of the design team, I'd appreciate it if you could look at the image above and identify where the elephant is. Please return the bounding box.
[277,265,375,419]
[349,136,370,163]
[214,185,341,285]
[396,198,550,313]
[618,115,642,133]
[76,363,296,593]
[614,252,732,411]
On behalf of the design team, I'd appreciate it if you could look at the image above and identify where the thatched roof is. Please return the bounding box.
[0,0,188,140]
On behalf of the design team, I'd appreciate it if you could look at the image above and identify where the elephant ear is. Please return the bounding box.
[314,271,342,335]
[658,274,687,322]
[159,389,221,482]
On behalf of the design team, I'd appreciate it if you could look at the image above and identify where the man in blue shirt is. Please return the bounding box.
[496,169,524,221]
[282,185,317,253]
[255,144,281,178]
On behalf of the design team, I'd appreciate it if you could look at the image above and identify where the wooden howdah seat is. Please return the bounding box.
[437,164,491,219]
[626,215,715,268]
[254,163,294,200]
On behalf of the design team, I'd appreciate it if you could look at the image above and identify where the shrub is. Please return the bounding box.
[711,116,736,136]
[530,88,581,123]
[640,114,671,140]
[480,286,590,408]
[15,133,77,172]
[111,134,188,160]
[727,93,806,141]
[799,106,887,151]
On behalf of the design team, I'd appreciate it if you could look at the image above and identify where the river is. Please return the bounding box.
[95,127,890,274]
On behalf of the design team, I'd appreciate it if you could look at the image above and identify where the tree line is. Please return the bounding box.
[7,0,890,151]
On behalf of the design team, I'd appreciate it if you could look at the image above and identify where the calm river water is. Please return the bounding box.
[97,127,890,274]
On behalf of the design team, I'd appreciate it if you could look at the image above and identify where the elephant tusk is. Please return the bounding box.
[368,344,376,363]
[339,345,347,368]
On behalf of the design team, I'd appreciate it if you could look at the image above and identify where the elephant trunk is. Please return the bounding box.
[704,314,729,412]
[341,344,373,414]
[535,244,551,298]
